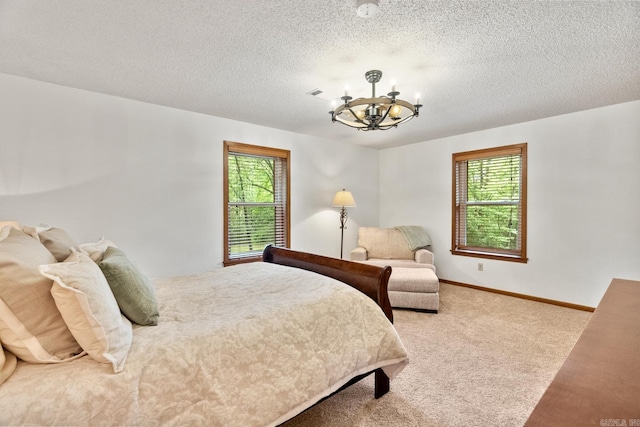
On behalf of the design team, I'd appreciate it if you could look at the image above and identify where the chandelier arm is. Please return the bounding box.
[390,98,418,114]
[346,106,367,125]
[334,114,368,128]
[358,124,397,131]
[354,97,418,117]
[378,105,391,124]
[387,113,416,127]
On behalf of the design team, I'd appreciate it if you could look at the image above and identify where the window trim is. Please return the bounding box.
[451,143,528,263]
[223,141,290,266]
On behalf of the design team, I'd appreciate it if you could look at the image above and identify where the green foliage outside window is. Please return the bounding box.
[464,156,520,251]
[228,154,279,257]
[228,205,276,254]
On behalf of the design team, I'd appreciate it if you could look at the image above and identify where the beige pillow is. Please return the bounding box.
[23,225,79,262]
[0,341,17,385]
[0,221,20,232]
[41,251,133,373]
[0,227,83,363]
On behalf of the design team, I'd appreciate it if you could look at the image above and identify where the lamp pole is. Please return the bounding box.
[338,206,348,259]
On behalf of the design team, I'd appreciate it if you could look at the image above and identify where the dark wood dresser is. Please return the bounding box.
[526,278,640,426]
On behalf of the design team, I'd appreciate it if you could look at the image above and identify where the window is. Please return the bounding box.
[452,143,527,262]
[224,141,290,265]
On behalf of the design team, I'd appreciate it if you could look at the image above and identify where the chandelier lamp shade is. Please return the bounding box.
[329,70,422,131]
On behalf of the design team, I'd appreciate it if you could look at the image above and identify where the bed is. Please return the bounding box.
[0,232,408,427]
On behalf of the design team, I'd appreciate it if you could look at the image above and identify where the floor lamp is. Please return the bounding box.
[331,189,357,259]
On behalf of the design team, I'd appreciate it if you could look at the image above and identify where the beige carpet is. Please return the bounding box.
[282,283,591,427]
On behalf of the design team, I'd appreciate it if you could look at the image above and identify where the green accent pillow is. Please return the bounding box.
[99,246,159,326]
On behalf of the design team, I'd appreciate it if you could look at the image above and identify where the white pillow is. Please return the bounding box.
[40,251,133,373]
[77,237,118,263]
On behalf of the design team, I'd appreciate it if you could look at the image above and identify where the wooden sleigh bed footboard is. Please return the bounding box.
[262,245,393,321]
[262,244,394,399]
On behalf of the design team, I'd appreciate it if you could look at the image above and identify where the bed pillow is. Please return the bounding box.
[77,237,118,263]
[23,225,79,262]
[40,251,133,373]
[0,341,17,385]
[0,227,83,363]
[0,221,20,231]
[99,247,159,326]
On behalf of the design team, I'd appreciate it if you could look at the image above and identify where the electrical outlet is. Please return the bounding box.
[477,263,483,271]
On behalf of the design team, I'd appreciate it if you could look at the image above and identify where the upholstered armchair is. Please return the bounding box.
[350,226,435,271]
[351,226,439,312]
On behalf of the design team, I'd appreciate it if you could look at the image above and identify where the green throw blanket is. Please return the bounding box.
[395,226,432,251]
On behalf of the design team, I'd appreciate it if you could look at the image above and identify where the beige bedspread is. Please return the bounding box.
[0,262,408,426]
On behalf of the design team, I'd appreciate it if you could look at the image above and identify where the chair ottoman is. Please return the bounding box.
[388,267,439,312]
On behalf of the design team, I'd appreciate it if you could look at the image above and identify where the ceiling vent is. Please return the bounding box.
[307,88,334,102]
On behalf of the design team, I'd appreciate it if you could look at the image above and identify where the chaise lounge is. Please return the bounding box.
[350,226,439,312]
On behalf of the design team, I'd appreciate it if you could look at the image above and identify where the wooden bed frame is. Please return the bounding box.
[262,245,394,399]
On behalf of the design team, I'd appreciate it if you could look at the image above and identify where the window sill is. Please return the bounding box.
[451,249,528,263]
[223,256,263,267]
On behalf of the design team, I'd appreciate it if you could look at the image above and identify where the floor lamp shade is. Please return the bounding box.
[332,189,356,259]
[332,190,357,208]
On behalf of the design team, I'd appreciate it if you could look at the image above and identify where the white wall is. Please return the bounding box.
[0,73,379,277]
[379,100,640,307]
[4,73,637,307]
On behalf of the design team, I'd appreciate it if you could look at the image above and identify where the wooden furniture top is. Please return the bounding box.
[526,278,640,426]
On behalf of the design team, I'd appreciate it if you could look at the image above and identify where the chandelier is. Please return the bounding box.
[329,70,422,131]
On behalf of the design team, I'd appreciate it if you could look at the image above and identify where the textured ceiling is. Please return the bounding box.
[1,0,639,149]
